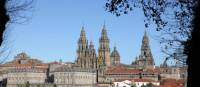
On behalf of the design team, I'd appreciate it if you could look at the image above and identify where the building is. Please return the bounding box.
[160,60,188,80]
[110,46,120,66]
[132,30,155,69]
[53,65,96,87]
[153,79,184,87]
[98,24,111,67]
[6,68,47,87]
[113,79,160,87]
[0,52,45,71]
[0,53,50,87]
[105,66,159,81]
[113,80,132,87]
[0,24,187,87]
[75,26,97,69]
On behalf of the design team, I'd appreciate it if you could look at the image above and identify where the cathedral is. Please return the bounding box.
[73,24,160,85]
[75,24,122,69]
[75,26,97,69]
[75,24,155,69]
[0,24,187,87]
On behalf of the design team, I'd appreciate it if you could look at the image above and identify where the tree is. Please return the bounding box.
[131,84,136,87]
[25,81,30,87]
[53,84,57,87]
[17,84,23,87]
[105,0,196,64]
[0,0,34,63]
[36,84,40,87]
[105,0,199,87]
[146,83,153,87]
[141,84,146,87]
[0,0,9,46]
[139,72,142,79]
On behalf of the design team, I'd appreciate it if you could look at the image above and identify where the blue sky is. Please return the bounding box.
[4,0,165,65]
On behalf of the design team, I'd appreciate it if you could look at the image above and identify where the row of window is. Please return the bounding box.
[8,73,45,77]
[8,79,44,83]
[54,78,95,84]
[55,75,94,79]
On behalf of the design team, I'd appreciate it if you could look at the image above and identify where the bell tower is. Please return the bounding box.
[98,23,111,67]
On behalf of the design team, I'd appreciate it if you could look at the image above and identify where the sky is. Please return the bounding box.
[4,0,165,65]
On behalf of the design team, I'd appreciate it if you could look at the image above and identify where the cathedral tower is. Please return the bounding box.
[110,46,120,66]
[132,30,155,68]
[76,26,87,68]
[75,26,97,69]
[141,30,155,66]
[98,24,111,67]
[89,41,97,69]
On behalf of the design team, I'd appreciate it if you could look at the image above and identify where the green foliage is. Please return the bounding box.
[37,84,41,87]
[53,84,57,87]
[141,84,146,87]
[146,83,153,87]
[25,81,30,87]
[139,72,142,79]
[105,0,198,66]
[131,84,136,87]
[17,84,24,87]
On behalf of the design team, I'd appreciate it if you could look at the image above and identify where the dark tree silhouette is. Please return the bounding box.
[105,0,199,87]
[185,1,200,87]
[0,0,33,45]
[0,0,33,63]
[25,81,30,87]
[105,0,196,64]
[0,0,9,46]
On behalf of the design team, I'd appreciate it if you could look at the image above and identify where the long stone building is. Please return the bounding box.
[0,24,187,87]
[6,68,46,87]
[53,66,96,87]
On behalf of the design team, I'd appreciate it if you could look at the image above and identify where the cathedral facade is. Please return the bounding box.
[74,24,155,70]
[75,26,97,69]
[0,24,187,87]
[75,24,122,69]
[73,24,159,86]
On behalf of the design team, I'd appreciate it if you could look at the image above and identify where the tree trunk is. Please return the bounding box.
[187,1,200,87]
[0,0,10,46]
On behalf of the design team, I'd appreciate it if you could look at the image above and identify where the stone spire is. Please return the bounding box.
[141,30,150,51]
[140,30,155,66]
[89,41,94,49]
[75,26,97,69]
[141,30,151,56]
[110,46,120,66]
[99,24,109,46]
[132,30,155,68]
[89,40,95,56]
[78,26,87,50]
[89,41,97,69]
[98,23,111,67]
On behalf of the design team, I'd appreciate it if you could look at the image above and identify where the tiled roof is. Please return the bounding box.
[106,66,141,74]
[0,60,49,69]
[35,63,49,68]
[47,61,61,64]
[106,66,160,74]
[153,79,184,87]
[145,67,161,73]
[114,78,159,82]
[8,67,46,73]
[53,65,96,72]
[0,60,34,67]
